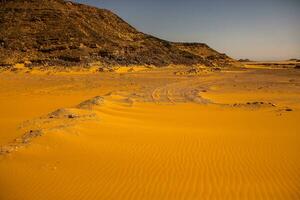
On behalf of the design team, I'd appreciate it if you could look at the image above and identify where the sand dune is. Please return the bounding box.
[0,67,300,199]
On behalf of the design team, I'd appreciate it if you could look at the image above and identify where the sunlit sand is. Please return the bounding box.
[0,66,299,199]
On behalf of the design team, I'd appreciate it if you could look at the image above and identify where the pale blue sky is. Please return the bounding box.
[74,0,300,61]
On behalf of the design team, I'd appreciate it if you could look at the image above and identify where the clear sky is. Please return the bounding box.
[73,0,300,61]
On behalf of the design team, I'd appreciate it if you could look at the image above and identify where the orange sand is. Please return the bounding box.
[0,67,299,199]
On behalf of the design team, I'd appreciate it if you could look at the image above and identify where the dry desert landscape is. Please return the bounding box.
[0,64,300,199]
[0,0,300,199]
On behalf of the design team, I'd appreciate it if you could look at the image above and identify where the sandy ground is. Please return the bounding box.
[0,66,300,199]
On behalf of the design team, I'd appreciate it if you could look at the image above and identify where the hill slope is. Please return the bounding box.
[0,0,238,67]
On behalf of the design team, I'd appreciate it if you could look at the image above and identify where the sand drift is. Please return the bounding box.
[0,67,299,199]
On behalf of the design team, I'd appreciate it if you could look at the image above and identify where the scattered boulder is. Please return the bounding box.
[77,96,104,109]
[22,130,43,144]
[48,108,79,119]
[232,101,276,109]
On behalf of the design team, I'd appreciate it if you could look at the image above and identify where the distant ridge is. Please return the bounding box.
[0,0,239,67]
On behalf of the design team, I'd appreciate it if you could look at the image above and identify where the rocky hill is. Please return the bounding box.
[0,0,239,67]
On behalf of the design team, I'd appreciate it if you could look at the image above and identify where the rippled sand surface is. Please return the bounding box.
[0,67,299,199]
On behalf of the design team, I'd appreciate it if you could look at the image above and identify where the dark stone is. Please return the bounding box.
[68,114,77,119]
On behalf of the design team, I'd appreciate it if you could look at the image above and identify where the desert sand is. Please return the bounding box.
[0,66,300,199]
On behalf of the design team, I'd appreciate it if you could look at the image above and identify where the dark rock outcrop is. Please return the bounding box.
[238,59,251,62]
[0,0,239,67]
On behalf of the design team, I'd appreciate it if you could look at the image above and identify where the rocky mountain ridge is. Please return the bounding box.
[0,0,239,67]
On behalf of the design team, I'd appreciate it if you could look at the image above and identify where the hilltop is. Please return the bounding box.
[0,0,238,67]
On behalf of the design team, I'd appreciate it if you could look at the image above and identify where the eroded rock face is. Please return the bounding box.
[0,0,239,67]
